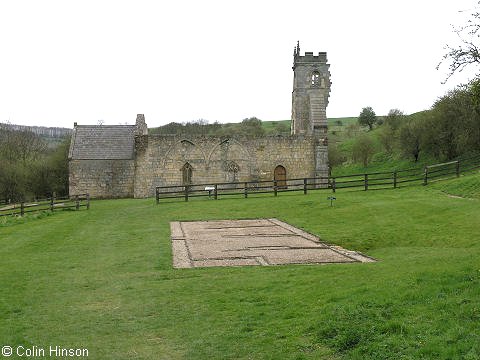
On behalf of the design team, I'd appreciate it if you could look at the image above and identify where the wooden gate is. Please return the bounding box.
[274,165,287,189]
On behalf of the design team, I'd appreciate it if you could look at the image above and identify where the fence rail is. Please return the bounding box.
[155,157,480,203]
[0,194,90,217]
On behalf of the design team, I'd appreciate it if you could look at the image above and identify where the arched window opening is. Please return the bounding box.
[311,71,320,87]
[223,161,240,183]
[181,162,193,185]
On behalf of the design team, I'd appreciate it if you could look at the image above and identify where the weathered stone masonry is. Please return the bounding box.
[68,44,331,198]
[68,124,138,198]
[69,159,135,198]
[133,135,318,198]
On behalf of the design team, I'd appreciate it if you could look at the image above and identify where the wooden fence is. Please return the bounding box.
[154,156,480,203]
[0,194,90,217]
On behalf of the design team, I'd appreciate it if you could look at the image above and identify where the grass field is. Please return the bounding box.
[1,174,480,359]
[260,117,357,134]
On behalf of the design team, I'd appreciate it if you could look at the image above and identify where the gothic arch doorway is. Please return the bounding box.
[274,165,287,189]
[181,163,193,185]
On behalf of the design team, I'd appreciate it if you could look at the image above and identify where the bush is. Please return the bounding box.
[329,142,347,168]
[352,134,376,167]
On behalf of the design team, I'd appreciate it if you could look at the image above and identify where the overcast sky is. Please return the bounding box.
[1,0,478,128]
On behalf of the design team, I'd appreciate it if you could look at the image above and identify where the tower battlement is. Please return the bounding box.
[293,42,328,68]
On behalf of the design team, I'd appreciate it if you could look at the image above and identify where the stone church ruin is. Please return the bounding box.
[68,43,331,198]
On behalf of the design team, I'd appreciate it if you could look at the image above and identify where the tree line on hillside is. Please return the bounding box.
[329,80,480,168]
[0,123,69,202]
[149,117,290,136]
[330,6,480,169]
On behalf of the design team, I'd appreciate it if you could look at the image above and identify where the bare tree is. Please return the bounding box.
[0,126,47,165]
[438,4,480,82]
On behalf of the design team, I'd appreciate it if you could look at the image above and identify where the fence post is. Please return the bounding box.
[184,185,189,202]
[456,160,460,177]
[332,178,336,193]
[274,180,278,197]
[50,197,54,212]
[214,184,218,200]
[86,194,90,210]
[424,166,428,186]
[20,202,24,216]
[75,195,80,210]
[393,171,397,189]
[303,178,307,195]
[364,174,368,191]
[156,188,159,204]
[244,182,248,198]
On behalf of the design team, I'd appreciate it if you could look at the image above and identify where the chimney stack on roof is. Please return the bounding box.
[135,114,148,136]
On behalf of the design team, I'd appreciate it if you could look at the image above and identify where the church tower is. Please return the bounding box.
[291,42,331,178]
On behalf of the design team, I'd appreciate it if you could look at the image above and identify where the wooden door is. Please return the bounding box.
[274,165,287,189]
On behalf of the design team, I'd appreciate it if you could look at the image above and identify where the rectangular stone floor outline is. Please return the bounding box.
[170,219,375,269]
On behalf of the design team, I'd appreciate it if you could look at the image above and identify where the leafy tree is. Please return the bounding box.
[399,114,425,162]
[352,134,376,166]
[47,138,71,196]
[345,123,361,138]
[328,142,347,168]
[428,84,480,159]
[0,159,27,202]
[384,109,405,130]
[377,124,397,154]
[239,117,265,136]
[358,107,377,131]
[0,124,68,201]
[376,109,404,154]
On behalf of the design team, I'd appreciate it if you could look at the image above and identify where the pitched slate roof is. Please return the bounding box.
[69,125,136,160]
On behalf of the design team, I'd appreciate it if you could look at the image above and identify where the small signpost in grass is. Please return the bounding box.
[327,196,336,207]
[205,186,215,199]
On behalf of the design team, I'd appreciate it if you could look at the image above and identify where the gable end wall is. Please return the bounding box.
[69,159,134,198]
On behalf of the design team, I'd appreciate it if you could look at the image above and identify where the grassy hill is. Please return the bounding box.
[149,117,357,136]
[1,173,480,359]
[260,117,358,134]
[431,172,480,199]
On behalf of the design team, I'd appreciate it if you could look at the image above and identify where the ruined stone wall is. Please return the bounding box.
[133,135,319,198]
[69,159,134,198]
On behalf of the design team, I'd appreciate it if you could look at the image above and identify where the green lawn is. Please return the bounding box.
[1,175,480,359]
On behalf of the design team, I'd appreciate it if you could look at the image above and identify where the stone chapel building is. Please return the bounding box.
[68,44,331,198]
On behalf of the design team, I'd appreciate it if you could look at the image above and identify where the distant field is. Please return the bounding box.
[260,119,290,133]
[1,173,480,359]
[261,117,357,133]
[327,117,357,127]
